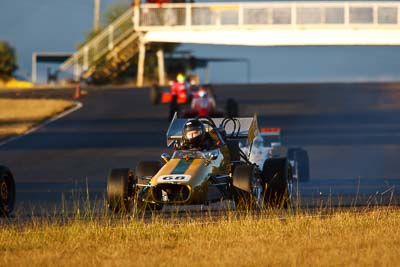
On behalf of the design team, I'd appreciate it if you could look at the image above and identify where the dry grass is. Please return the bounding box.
[0,209,399,266]
[0,99,75,140]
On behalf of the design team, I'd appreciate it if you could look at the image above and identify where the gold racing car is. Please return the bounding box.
[106,114,293,212]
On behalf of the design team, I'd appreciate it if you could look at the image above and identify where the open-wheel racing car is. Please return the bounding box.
[0,165,16,217]
[179,86,239,119]
[241,127,310,182]
[150,81,239,120]
[150,78,192,106]
[106,114,293,213]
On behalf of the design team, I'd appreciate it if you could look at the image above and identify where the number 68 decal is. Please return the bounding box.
[157,175,191,182]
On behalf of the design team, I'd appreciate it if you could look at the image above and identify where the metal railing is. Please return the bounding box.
[139,2,400,29]
[58,2,400,81]
[59,8,136,77]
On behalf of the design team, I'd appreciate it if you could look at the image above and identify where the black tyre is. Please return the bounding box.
[232,165,256,209]
[107,168,134,213]
[0,166,16,217]
[150,85,161,105]
[135,161,163,211]
[226,98,239,118]
[169,96,180,121]
[287,148,310,182]
[262,158,292,208]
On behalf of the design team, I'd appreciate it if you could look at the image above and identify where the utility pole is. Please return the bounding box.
[93,0,101,32]
[134,0,140,8]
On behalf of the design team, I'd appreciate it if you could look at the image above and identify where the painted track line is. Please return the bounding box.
[0,101,83,147]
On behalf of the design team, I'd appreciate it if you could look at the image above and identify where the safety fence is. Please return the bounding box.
[139,2,400,29]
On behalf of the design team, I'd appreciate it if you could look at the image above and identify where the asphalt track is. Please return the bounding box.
[1,83,400,215]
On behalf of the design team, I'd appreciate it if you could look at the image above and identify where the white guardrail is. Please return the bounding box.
[139,2,400,29]
[60,2,400,78]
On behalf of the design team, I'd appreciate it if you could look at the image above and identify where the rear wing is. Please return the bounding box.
[166,113,259,147]
[260,127,281,136]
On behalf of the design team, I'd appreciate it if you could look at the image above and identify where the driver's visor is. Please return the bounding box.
[185,130,201,140]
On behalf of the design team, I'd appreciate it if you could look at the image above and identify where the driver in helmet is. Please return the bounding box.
[248,135,268,168]
[180,119,216,150]
[240,135,268,168]
[171,73,188,96]
[177,73,185,83]
[191,87,216,111]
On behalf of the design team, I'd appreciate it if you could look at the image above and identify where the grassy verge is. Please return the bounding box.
[0,99,75,141]
[1,209,399,266]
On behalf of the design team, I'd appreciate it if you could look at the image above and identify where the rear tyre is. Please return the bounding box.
[232,165,256,209]
[226,98,239,117]
[287,148,310,182]
[262,158,292,208]
[150,85,161,105]
[135,161,163,211]
[107,168,134,213]
[0,166,16,217]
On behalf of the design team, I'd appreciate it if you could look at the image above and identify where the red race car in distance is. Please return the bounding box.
[179,86,239,118]
[150,76,239,119]
[179,87,223,118]
[150,74,193,105]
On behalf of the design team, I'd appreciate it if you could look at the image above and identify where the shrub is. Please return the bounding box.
[0,41,18,81]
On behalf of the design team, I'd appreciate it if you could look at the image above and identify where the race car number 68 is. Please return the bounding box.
[158,175,191,182]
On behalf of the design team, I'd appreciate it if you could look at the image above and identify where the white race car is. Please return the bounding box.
[241,128,310,182]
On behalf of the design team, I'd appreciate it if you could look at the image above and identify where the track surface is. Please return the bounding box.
[1,83,400,214]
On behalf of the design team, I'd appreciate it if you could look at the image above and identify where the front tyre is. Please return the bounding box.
[232,165,257,210]
[0,166,16,217]
[107,168,134,213]
[262,158,292,208]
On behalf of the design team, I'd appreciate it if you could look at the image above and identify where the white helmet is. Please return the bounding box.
[252,135,264,148]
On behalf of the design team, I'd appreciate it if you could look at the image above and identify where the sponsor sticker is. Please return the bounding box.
[157,175,191,183]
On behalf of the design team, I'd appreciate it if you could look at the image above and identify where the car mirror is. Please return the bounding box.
[205,151,218,161]
[161,153,171,163]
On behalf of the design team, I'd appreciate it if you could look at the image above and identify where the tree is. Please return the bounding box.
[0,41,17,81]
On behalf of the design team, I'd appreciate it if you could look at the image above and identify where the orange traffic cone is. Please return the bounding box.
[73,84,81,99]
